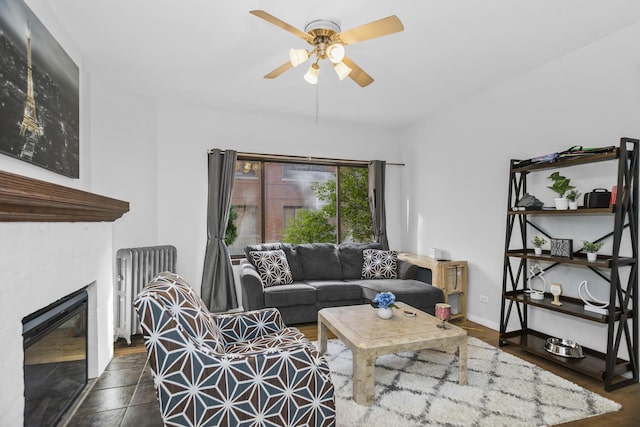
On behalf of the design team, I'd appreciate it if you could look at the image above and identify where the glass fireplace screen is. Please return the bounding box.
[22,289,88,426]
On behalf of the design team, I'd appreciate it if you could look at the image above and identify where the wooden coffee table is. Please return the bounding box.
[318,302,467,405]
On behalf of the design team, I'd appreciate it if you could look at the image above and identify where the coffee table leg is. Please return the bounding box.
[458,337,467,385]
[318,320,327,354]
[353,350,375,406]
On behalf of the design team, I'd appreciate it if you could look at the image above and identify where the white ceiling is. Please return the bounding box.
[47,0,640,128]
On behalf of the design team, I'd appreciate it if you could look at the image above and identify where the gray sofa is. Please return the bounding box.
[238,242,445,324]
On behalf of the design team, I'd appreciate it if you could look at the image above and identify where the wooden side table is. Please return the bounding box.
[398,253,468,321]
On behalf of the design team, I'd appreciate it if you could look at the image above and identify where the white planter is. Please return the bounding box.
[534,247,542,255]
[377,307,393,320]
[554,198,569,210]
[568,201,578,210]
[587,252,597,262]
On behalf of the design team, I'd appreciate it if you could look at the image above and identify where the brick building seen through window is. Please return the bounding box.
[228,159,372,257]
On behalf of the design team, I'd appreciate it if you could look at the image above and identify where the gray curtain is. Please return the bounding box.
[201,149,238,312]
[369,160,389,250]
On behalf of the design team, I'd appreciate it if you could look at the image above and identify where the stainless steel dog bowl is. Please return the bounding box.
[544,338,585,358]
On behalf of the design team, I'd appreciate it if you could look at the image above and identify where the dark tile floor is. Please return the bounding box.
[65,352,163,426]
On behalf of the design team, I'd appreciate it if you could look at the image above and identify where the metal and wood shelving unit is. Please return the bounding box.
[499,138,639,391]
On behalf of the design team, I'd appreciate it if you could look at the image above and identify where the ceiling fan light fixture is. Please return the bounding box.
[289,48,310,67]
[251,10,405,87]
[304,63,320,85]
[333,61,352,80]
[326,43,345,63]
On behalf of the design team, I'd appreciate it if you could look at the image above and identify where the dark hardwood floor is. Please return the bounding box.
[69,319,637,426]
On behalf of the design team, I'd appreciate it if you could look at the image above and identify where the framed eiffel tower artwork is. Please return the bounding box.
[0,0,79,178]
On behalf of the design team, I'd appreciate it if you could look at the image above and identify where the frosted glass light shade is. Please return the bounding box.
[326,43,345,63]
[289,48,310,67]
[333,61,352,80]
[304,63,320,84]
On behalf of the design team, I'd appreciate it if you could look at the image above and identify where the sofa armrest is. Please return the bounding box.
[239,259,266,311]
[397,258,418,279]
[212,307,286,342]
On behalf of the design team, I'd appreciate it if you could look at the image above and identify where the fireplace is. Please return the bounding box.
[0,170,128,424]
[22,289,88,426]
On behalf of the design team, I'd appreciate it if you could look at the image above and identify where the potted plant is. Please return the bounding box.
[547,172,575,210]
[531,235,546,255]
[371,292,398,319]
[566,190,580,210]
[582,240,603,262]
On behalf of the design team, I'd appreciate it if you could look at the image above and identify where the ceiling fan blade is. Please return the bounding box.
[249,10,311,41]
[264,61,294,79]
[342,56,374,87]
[339,15,404,45]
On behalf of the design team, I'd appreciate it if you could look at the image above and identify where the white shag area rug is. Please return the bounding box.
[322,337,621,427]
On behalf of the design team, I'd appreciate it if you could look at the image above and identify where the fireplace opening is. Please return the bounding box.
[22,288,88,426]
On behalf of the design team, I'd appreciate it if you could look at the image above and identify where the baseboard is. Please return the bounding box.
[466,314,500,331]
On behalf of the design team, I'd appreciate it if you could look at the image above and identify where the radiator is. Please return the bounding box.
[114,245,177,344]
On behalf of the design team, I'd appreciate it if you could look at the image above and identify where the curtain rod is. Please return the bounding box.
[207,150,404,166]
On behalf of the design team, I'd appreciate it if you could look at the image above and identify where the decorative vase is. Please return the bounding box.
[534,247,542,255]
[554,198,569,210]
[568,201,578,210]
[377,307,393,320]
[587,252,597,262]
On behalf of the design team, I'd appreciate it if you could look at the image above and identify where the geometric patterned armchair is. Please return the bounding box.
[133,272,336,427]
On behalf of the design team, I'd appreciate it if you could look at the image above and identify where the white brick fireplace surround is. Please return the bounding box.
[0,171,129,425]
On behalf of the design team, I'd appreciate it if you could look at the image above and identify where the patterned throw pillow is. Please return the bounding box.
[361,249,398,279]
[249,249,294,287]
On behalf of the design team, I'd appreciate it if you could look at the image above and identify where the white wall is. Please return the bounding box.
[402,22,640,355]
[155,105,403,290]
[89,77,159,252]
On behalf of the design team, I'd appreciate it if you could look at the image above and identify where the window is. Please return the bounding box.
[283,206,306,227]
[227,156,373,257]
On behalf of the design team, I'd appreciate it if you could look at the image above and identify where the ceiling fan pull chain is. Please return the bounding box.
[315,81,320,124]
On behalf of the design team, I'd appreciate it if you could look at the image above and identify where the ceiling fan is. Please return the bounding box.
[250,10,404,87]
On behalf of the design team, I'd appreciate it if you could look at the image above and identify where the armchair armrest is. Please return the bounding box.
[212,307,286,342]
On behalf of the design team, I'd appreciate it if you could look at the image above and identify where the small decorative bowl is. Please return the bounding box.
[543,337,585,358]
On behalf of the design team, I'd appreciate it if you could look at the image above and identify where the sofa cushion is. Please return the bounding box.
[249,249,293,287]
[282,244,305,281]
[359,279,444,310]
[338,242,381,279]
[306,280,364,303]
[264,282,317,307]
[245,243,305,281]
[244,243,283,268]
[362,249,398,279]
[297,243,342,280]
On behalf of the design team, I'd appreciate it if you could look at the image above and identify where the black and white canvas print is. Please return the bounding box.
[0,0,79,178]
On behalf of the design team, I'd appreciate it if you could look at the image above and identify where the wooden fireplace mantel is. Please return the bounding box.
[0,170,129,222]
